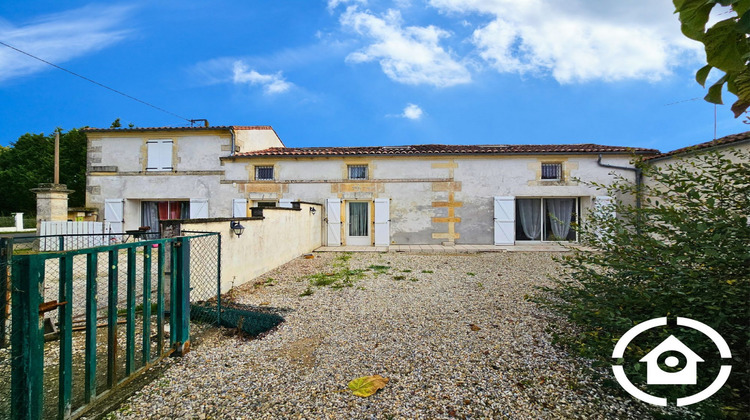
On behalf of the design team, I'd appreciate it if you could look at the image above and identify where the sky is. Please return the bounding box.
[0,0,747,152]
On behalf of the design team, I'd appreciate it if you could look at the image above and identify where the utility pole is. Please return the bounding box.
[54,130,60,184]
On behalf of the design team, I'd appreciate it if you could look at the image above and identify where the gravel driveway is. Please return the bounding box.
[110,251,652,419]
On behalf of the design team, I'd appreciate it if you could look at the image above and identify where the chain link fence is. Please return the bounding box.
[184,231,284,337]
[0,233,179,419]
[1,230,284,419]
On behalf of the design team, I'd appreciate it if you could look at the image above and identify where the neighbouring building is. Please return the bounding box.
[84,126,660,246]
[643,130,750,170]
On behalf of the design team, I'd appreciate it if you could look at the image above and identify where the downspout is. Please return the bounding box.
[597,154,642,234]
[230,127,236,157]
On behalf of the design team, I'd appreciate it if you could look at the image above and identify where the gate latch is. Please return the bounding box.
[39,300,67,315]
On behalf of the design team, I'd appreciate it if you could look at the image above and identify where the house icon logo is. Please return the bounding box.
[639,335,703,385]
[611,317,732,407]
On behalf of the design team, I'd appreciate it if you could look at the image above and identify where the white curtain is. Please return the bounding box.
[349,202,368,236]
[518,199,541,240]
[546,198,574,240]
[141,201,160,235]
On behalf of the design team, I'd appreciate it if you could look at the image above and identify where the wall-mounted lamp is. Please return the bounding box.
[230,220,245,237]
[309,207,317,215]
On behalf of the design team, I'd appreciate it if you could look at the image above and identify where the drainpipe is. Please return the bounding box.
[597,154,642,234]
[229,127,236,157]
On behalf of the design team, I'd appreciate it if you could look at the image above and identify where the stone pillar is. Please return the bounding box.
[31,183,74,227]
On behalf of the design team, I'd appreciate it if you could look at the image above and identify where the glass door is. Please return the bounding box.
[346,201,370,246]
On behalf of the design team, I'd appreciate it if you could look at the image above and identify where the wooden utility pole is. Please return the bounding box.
[54,130,60,184]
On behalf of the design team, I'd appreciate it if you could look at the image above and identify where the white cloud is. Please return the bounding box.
[428,0,703,83]
[401,103,423,119]
[340,7,471,87]
[328,0,367,12]
[232,61,293,94]
[0,5,133,83]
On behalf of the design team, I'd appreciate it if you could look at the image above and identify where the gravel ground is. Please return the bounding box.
[109,251,657,419]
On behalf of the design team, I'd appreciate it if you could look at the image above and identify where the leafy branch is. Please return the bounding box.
[674,0,750,117]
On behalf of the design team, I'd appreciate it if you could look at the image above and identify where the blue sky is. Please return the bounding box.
[0,0,747,152]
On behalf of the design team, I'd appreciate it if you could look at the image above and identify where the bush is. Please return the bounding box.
[536,149,750,418]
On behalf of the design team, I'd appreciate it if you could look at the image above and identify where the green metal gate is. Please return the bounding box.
[0,233,218,420]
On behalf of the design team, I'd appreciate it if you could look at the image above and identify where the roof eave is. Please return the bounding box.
[221,150,658,160]
[645,136,750,163]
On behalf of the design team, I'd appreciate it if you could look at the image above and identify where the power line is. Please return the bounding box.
[0,40,191,123]
[664,97,702,106]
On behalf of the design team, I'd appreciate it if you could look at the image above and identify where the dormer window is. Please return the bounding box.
[348,165,368,180]
[541,163,562,180]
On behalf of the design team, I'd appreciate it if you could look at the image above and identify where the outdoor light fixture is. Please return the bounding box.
[310,207,317,215]
[230,220,245,237]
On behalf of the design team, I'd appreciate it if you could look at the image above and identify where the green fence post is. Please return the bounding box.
[84,253,98,403]
[107,250,118,389]
[125,247,136,375]
[58,254,74,419]
[172,237,190,356]
[156,244,165,356]
[0,237,11,349]
[11,254,44,420]
[142,245,152,364]
[216,234,221,327]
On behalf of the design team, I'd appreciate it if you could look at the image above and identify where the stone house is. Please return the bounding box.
[84,126,659,246]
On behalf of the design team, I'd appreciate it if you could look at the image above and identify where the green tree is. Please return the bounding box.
[536,150,750,418]
[674,0,750,117]
[0,128,87,214]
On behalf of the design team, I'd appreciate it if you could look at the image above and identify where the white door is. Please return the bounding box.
[374,198,390,246]
[104,199,124,233]
[190,198,209,219]
[232,198,248,218]
[346,201,370,246]
[278,199,293,208]
[326,198,341,246]
[493,196,515,245]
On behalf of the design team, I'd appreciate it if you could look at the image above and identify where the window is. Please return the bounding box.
[141,201,189,234]
[348,165,368,180]
[146,140,173,171]
[255,166,274,180]
[541,163,562,180]
[256,201,276,208]
[515,198,578,241]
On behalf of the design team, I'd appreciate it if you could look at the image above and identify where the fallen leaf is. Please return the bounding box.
[348,375,389,397]
[469,324,481,331]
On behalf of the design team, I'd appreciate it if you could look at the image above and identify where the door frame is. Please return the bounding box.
[345,201,371,246]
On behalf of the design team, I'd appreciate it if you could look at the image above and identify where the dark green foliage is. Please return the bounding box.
[536,149,750,418]
[673,0,750,117]
[0,128,87,214]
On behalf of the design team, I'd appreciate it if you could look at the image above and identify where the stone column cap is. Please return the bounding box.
[31,183,75,194]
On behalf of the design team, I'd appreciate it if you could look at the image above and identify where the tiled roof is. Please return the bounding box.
[82,125,273,132]
[232,143,659,158]
[645,131,750,161]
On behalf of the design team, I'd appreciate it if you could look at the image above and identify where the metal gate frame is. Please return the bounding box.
[8,235,196,420]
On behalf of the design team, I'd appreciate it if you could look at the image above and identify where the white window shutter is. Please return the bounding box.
[374,198,390,246]
[147,140,173,171]
[278,199,294,208]
[493,196,515,245]
[326,198,341,246]
[104,199,124,233]
[190,198,209,219]
[232,199,248,218]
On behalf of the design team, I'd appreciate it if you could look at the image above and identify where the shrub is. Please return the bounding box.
[536,149,749,418]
